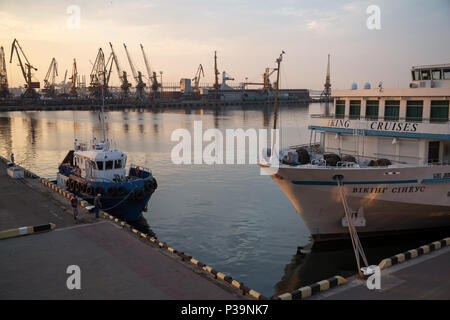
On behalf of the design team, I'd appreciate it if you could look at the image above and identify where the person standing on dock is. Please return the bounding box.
[10,153,14,165]
[70,195,78,220]
[94,194,102,219]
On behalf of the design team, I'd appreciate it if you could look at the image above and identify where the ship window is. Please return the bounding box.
[412,70,420,81]
[384,100,400,121]
[349,100,361,119]
[105,161,113,170]
[444,69,450,80]
[421,70,431,80]
[406,101,423,122]
[114,159,122,169]
[430,101,449,123]
[432,70,441,80]
[96,161,104,170]
[335,100,345,118]
[366,100,379,120]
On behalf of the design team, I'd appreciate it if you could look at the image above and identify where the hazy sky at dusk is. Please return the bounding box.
[1,0,449,90]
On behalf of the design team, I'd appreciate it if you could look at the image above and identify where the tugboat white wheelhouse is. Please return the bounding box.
[56,93,158,230]
[260,63,450,241]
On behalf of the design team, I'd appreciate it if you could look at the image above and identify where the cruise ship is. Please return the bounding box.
[261,64,450,241]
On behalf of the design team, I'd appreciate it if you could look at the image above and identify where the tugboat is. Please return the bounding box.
[56,92,157,230]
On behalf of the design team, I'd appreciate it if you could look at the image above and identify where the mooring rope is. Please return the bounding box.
[335,177,369,277]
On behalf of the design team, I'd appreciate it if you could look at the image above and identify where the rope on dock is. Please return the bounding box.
[335,175,369,278]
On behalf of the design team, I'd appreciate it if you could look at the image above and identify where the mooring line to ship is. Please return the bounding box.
[334,175,369,278]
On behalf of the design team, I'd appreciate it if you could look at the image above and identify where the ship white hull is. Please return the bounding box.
[262,164,450,241]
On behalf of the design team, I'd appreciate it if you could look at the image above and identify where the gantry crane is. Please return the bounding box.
[42,58,58,97]
[10,39,40,98]
[123,43,146,99]
[88,48,114,99]
[192,64,204,92]
[140,44,159,95]
[0,46,9,98]
[110,42,131,98]
[69,59,78,97]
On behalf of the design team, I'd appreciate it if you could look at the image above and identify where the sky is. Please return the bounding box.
[1,0,449,90]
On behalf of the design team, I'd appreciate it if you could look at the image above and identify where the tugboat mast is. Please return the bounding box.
[101,88,107,144]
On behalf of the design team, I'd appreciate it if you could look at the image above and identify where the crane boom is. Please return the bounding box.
[140,44,152,82]
[43,58,58,97]
[9,39,39,98]
[192,64,204,91]
[123,43,137,81]
[123,43,146,99]
[110,42,131,98]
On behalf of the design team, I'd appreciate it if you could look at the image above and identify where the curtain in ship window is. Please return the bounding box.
[406,101,423,122]
[366,100,379,120]
[377,138,395,160]
[399,139,419,164]
[384,101,400,121]
[430,101,449,123]
[335,100,345,118]
[349,100,361,119]
[342,135,357,154]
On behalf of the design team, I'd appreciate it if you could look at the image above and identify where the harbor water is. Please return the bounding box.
[0,103,446,297]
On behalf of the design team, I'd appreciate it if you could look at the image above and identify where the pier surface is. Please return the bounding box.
[0,162,245,299]
[313,246,450,300]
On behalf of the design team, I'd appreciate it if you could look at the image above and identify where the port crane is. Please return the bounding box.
[0,46,9,98]
[109,42,131,98]
[9,39,40,98]
[42,58,58,97]
[213,51,220,90]
[69,59,78,97]
[320,54,331,98]
[140,44,159,95]
[242,67,277,91]
[88,48,114,99]
[192,64,204,92]
[123,43,146,99]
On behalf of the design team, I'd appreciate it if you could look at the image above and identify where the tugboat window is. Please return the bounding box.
[97,161,104,170]
[444,69,450,80]
[114,159,122,169]
[432,70,441,80]
[421,70,431,80]
[105,161,113,170]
